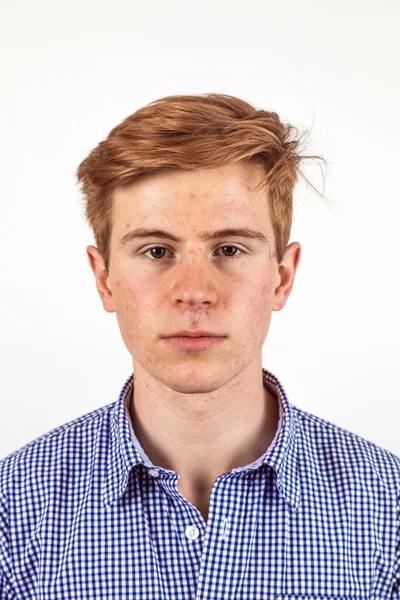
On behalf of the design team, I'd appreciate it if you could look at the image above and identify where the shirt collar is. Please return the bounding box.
[102,367,302,513]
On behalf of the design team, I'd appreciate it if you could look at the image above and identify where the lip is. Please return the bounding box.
[163,336,226,351]
[163,330,224,338]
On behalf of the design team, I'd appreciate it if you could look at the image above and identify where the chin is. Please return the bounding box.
[160,362,230,394]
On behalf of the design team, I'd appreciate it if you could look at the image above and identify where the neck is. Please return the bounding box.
[128,360,280,493]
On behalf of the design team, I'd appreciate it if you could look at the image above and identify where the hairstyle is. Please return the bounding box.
[76,93,329,272]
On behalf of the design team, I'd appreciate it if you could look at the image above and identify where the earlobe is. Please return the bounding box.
[271,242,301,312]
[96,274,116,313]
[86,245,116,313]
[271,283,286,312]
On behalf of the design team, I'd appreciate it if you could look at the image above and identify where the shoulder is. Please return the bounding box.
[292,404,400,495]
[0,402,115,496]
[0,402,118,591]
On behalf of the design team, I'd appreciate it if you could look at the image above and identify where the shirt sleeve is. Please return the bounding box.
[392,480,400,598]
[0,571,15,600]
[0,490,14,600]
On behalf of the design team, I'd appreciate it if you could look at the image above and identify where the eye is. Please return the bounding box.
[142,245,244,261]
[143,246,171,260]
[216,245,243,258]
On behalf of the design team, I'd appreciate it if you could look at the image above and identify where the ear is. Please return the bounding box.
[272,242,302,312]
[86,245,116,314]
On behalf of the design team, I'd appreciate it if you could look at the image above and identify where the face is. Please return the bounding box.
[87,161,301,393]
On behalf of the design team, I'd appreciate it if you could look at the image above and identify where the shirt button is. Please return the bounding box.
[185,525,200,540]
[148,469,159,477]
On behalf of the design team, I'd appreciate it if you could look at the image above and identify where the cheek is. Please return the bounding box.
[234,279,275,334]
[112,278,160,352]
[113,278,142,319]
[238,278,274,309]
[113,276,163,333]
[261,280,275,301]
[259,280,276,316]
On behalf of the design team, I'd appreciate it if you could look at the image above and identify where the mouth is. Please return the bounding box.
[162,336,227,351]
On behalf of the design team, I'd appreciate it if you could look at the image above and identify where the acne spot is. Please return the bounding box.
[190,193,196,199]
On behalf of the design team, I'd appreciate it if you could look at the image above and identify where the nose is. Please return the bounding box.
[170,250,218,307]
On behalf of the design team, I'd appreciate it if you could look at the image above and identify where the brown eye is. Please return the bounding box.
[148,247,168,259]
[142,246,173,260]
[216,245,242,258]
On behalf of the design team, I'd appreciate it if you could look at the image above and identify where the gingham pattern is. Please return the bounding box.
[0,367,399,599]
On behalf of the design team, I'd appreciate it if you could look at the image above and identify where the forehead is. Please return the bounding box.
[112,162,271,234]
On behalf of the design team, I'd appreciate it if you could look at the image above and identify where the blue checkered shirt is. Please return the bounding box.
[1,367,399,599]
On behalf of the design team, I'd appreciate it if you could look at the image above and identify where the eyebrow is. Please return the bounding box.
[119,227,270,248]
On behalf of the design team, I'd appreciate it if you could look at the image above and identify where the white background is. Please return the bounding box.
[1,0,399,458]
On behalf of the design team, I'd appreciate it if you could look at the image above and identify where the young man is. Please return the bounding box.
[1,94,399,599]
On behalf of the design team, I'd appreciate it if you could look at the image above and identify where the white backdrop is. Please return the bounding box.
[1,0,399,459]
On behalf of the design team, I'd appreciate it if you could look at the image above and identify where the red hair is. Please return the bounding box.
[76,93,328,271]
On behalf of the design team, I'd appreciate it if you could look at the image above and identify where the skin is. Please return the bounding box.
[87,161,301,524]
